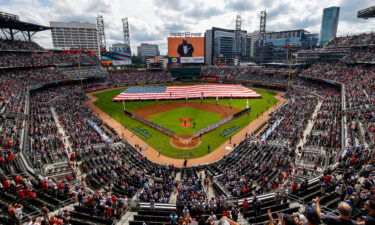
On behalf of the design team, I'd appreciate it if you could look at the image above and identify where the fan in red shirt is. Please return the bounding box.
[2,178,10,189]
[324,174,332,184]
[291,182,298,193]
[105,206,112,217]
[58,182,65,190]
[0,157,5,170]
[49,216,63,225]
[14,175,22,184]
[7,153,14,162]
[242,199,249,212]
[41,182,48,192]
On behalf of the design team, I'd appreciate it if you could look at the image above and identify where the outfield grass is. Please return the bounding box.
[149,107,222,135]
[93,86,279,159]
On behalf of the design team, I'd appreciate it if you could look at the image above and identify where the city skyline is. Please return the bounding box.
[2,0,375,55]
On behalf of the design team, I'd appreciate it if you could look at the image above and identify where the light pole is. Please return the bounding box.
[77,53,84,93]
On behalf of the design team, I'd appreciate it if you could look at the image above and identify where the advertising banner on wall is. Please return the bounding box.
[180,57,204,63]
[101,50,132,66]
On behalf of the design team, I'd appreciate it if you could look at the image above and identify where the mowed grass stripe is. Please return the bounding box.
[149,107,222,135]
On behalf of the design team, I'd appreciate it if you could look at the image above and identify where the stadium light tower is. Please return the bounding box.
[259,10,267,47]
[234,15,242,65]
[97,15,106,53]
[122,18,131,52]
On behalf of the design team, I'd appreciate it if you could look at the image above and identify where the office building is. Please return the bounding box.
[205,27,251,65]
[111,43,130,52]
[254,29,318,63]
[137,43,160,57]
[50,21,99,51]
[319,6,340,46]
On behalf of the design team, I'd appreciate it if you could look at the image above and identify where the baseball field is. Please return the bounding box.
[92,86,279,159]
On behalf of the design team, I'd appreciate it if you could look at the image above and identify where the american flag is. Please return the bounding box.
[113,84,260,101]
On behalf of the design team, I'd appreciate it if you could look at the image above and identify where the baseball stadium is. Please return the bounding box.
[0,2,374,225]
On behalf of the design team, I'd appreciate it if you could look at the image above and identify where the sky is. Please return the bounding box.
[1,0,375,55]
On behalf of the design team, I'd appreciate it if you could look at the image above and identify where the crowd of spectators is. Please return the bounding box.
[59,66,107,79]
[45,85,113,149]
[201,66,292,85]
[27,91,68,170]
[0,52,98,68]
[341,47,375,64]
[268,88,318,147]
[0,39,44,51]
[0,116,22,154]
[267,144,374,225]
[305,87,342,149]
[346,110,375,148]
[201,66,248,79]
[300,64,375,110]
[325,32,375,47]
[107,70,174,84]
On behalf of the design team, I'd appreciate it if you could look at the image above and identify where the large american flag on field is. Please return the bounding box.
[112,84,260,101]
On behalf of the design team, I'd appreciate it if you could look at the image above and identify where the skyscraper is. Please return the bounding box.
[137,43,160,57]
[204,27,251,65]
[319,6,340,46]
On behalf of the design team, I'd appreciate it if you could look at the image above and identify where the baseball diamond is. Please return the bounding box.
[90,85,280,160]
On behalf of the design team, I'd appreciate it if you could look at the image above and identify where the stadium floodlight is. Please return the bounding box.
[122,18,131,52]
[97,15,106,52]
[259,10,267,47]
[235,15,242,65]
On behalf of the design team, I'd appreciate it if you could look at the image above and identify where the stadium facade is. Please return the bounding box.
[50,21,99,51]
[204,27,251,65]
[319,6,340,46]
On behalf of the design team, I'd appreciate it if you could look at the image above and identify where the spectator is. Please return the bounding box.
[320,202,357,225]
[364,199,375,225]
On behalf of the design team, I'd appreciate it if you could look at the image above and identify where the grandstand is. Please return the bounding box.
[358,5,375,19]
[0,7,374,225]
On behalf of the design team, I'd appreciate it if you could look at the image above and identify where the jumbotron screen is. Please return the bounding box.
[168,37,204,63]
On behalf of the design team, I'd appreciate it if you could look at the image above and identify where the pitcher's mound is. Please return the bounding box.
[179,117,192,122]
[171,134,200,149]
[179,117,192,127]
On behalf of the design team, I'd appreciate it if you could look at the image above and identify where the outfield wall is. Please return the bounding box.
[193,108,251,137]
[124,110,176,137]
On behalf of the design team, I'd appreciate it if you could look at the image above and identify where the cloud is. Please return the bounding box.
[1,0,374,55]
[185,6,224,20]
[224,0,255,12]
[153,0,186,11]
